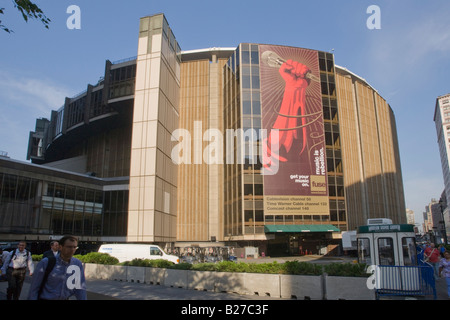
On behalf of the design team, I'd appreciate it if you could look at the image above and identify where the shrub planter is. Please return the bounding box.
[82,263,373,300]
[244,273,280,297]
[212,271,247,295]
[127,266,146,283]
[84,263,99,279]
[109,264,128,282]
[164,269,188,289]
[280,274,323,300]
[187,270,216,291]
[145,267,166,285]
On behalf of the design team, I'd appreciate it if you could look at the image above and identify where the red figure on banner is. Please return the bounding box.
[263,59,311,169]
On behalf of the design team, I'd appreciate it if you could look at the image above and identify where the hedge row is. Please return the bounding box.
[32,252,119,265]
[32,253,370,277]
[122,259,370,277]
[173,260,370,277]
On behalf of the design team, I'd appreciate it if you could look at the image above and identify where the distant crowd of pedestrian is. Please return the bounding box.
[417,242,450,299]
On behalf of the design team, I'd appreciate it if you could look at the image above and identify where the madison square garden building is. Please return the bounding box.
[0,14,406,255]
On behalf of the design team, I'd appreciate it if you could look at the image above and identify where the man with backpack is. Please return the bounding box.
[1,241,34,300]
[28,235,87,300]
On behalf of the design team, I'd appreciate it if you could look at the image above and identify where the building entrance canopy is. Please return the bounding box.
[264,224,340,233]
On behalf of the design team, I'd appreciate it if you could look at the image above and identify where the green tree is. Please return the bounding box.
[1,0,51,33]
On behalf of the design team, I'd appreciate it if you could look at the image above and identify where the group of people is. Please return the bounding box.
[0,235,87,300]
[420,242,450,299]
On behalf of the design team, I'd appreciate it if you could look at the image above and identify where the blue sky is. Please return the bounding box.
[1,0,450,226]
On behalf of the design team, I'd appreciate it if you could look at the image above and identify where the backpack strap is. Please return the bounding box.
[11,249,30,260]
[38,256,57,299]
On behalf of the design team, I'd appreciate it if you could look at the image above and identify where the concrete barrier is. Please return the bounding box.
[187,270,216,291]
[84,263,98,279]
[109,265,127,281]
[244,273,280,297]
[164,269,188,289]
[213,271,247,294]
[324,275,375,300]
[280,274,323,300]
[83,263,373,300]
[145,267,165,285]
[127,266,145,283]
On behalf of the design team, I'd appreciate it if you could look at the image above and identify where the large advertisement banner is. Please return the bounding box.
[259,45,329,215]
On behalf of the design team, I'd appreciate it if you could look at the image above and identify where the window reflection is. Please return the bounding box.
[358,238,372,265]
[402,237,417,266]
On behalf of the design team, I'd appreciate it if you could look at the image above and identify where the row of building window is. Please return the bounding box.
[0,172,127,236]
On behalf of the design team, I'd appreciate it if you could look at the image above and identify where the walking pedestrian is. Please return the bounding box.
[439,244,446,258]
[439,251,450,299]
[43,240,60,259]
[424,243,440,278]
[0,241,34,300]
[28,235,87,300]
[0,248,8,281]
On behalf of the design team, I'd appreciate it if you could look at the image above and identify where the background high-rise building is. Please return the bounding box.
[433,95,450,243]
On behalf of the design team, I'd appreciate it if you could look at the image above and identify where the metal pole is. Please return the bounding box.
[439,200,448,244]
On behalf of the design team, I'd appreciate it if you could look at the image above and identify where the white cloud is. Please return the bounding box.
[0,71,71,114]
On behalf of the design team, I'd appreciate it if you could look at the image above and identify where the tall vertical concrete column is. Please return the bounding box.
[128,14,180,243]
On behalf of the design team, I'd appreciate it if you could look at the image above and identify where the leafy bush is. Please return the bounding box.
[247,261,283,274]
[122,258,174,268]
[214,261,251,273]
[169,262,193,270]
[32,254,43,261]
[33,252,119,264]
[74,252,119,265]
[166,260,368,277]
[323,263,369,277]
[190,263,216,272]
[282,261,323,275]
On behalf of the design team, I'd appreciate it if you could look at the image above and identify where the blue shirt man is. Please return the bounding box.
[28,236,87,300]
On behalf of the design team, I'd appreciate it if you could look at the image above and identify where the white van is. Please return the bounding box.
[98,244,179,264]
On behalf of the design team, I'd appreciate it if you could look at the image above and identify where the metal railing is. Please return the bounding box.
[375,265,436,299]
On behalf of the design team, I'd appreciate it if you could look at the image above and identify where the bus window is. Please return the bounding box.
[402,237,417,266]
[378,237,395,265]
[357,238,372,265]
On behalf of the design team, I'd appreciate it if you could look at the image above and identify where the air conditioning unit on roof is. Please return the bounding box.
[367,218,392,225]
